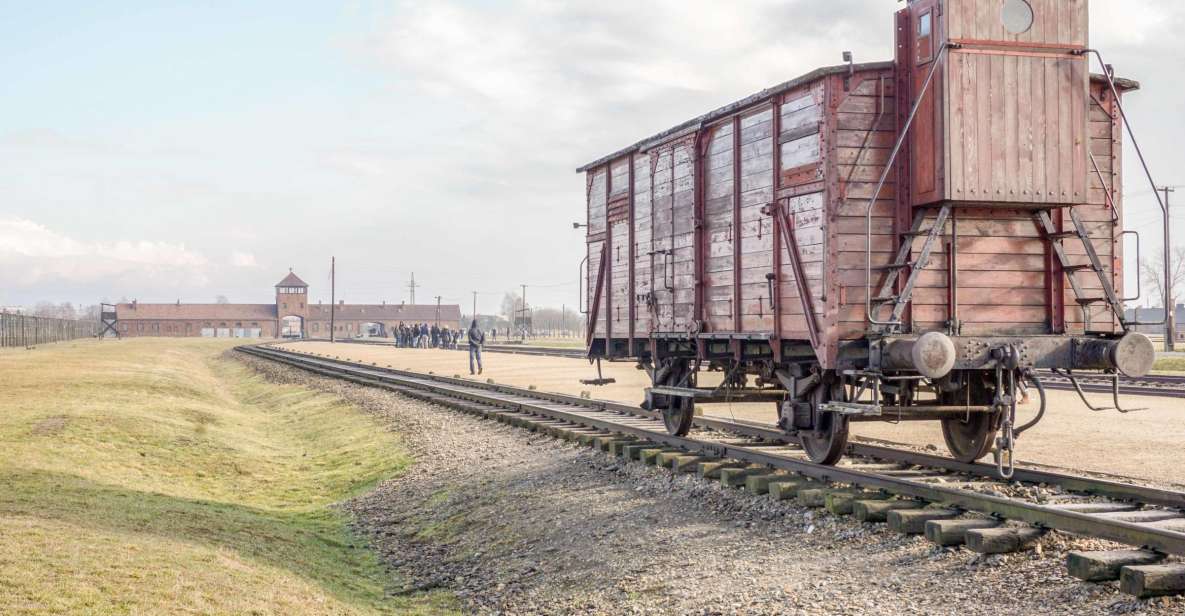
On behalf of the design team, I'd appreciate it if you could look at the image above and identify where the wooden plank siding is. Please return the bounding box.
[738,106,777,333]
[703,122,735,332]
[632,154,654,337]
[833,69,901,340]
[586,169,607,338]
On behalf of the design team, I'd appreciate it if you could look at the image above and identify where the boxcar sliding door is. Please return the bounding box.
[649,141,697,334]
[586,168,608,341]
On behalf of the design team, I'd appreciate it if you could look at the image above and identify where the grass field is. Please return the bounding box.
[1154,356,1185,372]
[0,339,454,615]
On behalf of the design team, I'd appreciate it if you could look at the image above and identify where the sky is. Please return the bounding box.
[2,0,1183,313]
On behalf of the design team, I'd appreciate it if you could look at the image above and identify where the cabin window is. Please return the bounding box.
[916,10,934,65]
[1003,0,1034,35]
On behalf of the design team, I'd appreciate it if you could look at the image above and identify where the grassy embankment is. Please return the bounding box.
[0,338,454,615]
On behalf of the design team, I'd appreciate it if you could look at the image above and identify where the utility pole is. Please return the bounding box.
[408,272,419,305]
[520,283,528,341]
[329,256,336,343]
[1162,186,1176,351]
[434,295,442,327]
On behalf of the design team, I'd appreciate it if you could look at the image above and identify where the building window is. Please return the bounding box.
[282,303,287,310]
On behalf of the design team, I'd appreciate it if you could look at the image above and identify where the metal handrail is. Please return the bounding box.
[865,43,954,326]
[577,255,589,314]
[1081,49,1170,327]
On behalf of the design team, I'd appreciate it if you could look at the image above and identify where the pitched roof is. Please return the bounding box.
[307,303,462,323]
[115,303,277,321]
[275,271,308,287]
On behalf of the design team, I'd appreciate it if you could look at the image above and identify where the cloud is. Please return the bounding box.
[230,250,259,268]
[0,218,210,288]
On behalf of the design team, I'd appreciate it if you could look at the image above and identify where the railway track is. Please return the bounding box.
[241,344,1185,597]
[470,343,1185,399]
[330,339,1185,399]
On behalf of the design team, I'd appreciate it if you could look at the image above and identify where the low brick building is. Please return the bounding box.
[114,271,461,338]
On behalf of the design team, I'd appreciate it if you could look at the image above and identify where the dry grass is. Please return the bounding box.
[1153,356,1185,373]
[0,338,455,615]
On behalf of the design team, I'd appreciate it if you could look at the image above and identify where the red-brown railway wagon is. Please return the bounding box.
[578,0,1160,473]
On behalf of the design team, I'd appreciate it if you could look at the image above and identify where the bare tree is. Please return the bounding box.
[215,295,230,304]
[1139,246,1185,309]
[81,304,102,320]
[32,301,58,318]
[56,302,77,320]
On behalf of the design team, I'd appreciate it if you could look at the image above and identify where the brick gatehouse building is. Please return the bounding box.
[114,271,461,338]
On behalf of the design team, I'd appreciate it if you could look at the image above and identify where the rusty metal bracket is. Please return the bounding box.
[770,200,822,349]
[1051,369,1145,414]
[585,243,609,347]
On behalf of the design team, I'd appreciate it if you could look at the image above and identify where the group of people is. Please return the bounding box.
[389,320,489,376]
[391,322,463,349]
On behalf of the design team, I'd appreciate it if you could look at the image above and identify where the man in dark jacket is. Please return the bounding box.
[467,319,485,375]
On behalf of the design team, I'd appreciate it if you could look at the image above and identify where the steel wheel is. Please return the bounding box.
[940,373,999,463]
[663,394,695,436]
[654,359,695,437]
[800,381,849,465]
[940,414,997,463]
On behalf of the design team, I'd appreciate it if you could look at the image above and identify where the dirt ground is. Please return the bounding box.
[245,351,1183,616]
[280,341,1184,487]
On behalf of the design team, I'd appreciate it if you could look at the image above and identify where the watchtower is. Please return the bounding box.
[275,269,309,337]
[99,303,119,338]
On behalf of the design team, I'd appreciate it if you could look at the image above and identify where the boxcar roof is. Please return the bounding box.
[576,62,1139,173]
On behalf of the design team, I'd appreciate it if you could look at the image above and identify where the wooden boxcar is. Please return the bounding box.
[578,0,1157,471]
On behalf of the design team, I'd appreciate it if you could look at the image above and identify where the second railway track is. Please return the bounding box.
[240,344,1185,597]
[337,338,1185,400]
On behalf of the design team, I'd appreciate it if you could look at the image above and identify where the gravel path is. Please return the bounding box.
[239,354,1183,616]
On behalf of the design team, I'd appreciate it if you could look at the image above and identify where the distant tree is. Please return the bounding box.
[32,301,58,318]
[56,302,77,320]
[216,295,230,304]
[1139,246,1185,309]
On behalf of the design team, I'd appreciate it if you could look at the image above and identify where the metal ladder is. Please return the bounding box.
[869,204,952,334]
[1033,207,1128,333]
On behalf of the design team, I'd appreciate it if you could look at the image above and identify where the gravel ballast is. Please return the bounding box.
[239,353,1184,615]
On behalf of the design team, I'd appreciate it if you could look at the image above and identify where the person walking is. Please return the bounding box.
[467,319,485,375]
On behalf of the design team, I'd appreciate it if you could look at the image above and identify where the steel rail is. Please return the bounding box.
[241,344,1185,556]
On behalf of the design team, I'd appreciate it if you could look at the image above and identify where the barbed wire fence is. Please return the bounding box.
[0,312,101,348]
